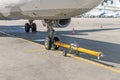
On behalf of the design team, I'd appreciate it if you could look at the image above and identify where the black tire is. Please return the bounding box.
[25,23,30,32]
[52,37,60,50]
[32,23,37,32]
[45,37,52,50]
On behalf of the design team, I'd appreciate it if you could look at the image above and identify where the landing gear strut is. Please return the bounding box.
[44,25,60,50]
[25,20,37,32]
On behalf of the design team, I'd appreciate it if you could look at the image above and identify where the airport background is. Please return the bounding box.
[79,0,120,18]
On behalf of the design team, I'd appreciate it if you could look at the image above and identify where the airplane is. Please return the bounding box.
[104,12,119,17]
[0,0,103,50]
[85,11,105,18]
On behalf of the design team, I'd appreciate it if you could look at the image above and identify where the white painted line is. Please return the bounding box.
[0,31,15,37]
[34,39,45,42]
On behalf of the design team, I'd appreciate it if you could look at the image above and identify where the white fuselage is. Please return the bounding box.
[0,0,103,20]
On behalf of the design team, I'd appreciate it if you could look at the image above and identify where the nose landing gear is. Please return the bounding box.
[44,26,60,50]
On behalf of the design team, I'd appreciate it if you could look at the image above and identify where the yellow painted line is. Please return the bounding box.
[18,38,120,74]
[25,49,46,53]
[20,38,44,47]
[67,54,120,73]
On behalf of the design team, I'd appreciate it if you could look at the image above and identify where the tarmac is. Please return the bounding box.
[0,18,120,80]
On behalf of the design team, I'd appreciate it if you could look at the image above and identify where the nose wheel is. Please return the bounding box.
[45,37,52,50]
[45,36,60,50]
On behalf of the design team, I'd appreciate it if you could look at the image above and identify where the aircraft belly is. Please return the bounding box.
[0,8,94,20]
[0,0,103,20]
[20,8,91,19]
[19,0,102,19]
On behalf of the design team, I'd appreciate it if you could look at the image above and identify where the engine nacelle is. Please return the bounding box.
[56,18,71,28]
[44,18,71,28]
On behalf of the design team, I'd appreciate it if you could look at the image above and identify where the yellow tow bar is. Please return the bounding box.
[54,41,103,59]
